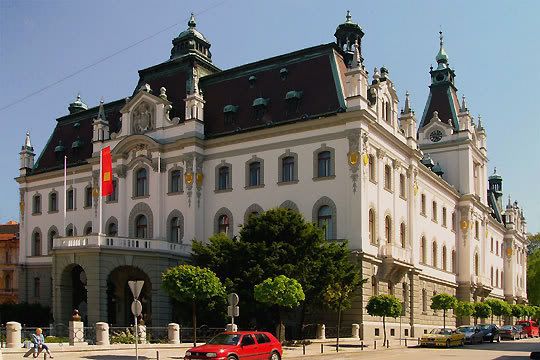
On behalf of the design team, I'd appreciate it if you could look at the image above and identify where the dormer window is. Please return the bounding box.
[280,68,289,80]
[248,75,257,87]
[285,91,303,115]
[71,137,83,151]
[54,140,65,160]
[223,105,239,125]
[252,98,269,121]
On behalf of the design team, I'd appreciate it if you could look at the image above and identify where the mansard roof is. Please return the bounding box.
[33,99,124,174]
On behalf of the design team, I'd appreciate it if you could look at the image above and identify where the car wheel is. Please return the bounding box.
[269,351,281,360]
[497,336,500,343]
[227,356,238,360]
[460,339,465,346]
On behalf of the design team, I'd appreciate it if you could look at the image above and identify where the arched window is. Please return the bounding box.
[66,188,75,210]
[85,225,92,235]
[218,166,230,190]
[48,229,56,253]
[317,151,332,178]
[384,165,392,191]
[135,214,148,238]
[474,253,479,276]
[385,101,391,124]
[432,201,438,222]
[218,215,229,234]
[170,169,182,193]
[32,194,41,214]
[385,215,392,244]
[371,276,378,296]
[32,231,41,256]
[368,154,376,182]
[496,269,499,288]
[66,224,75,237]
[451,212,457,231]
[475,221,479,239]
[135,168,148,197]
[170,217,181,243]
[442,207,447,227]
[420,236,426,263]
[107,222,118,236]
[399,174,406,198]
[432,241,438,267]
[84,185,93,208]
[282,156,295,182]
[317,205,333,240]
[4,273,11,290]
[249,162,261,187]
[501,271,504,288]
[451,250,456,273]
[369,209,376,244]
[400,222,406,248]
[490,267,494,286]
[421,194,426,215]
[442,246,447,271]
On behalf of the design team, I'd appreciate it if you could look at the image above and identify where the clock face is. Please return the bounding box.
[429,130,443,142]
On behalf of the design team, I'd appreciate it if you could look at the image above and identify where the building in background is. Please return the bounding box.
[15,12,529,337]
[0,220,19,304]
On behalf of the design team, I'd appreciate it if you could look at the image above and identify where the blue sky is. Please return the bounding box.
[0,0,538,232]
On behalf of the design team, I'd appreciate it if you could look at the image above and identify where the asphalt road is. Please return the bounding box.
[3,338,539,359]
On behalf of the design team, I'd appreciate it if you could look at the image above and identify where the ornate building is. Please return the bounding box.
[16,12,529,338]
[0,221,19,304]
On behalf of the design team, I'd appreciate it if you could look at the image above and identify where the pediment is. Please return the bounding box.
[120,90,170,114]
[111,134,161,158]
[418,110,454,142]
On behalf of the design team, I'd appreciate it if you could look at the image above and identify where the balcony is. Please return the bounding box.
[377,243,413,283]
[53,235,191,256]
[471,274,493,297]
[0,288,17,296]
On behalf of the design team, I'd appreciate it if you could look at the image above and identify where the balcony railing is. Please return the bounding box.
[471,274,491,286]
[53,235,191,255]
[0,288,17,295]
[379,243,412,263]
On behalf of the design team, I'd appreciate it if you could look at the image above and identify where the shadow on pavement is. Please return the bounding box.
[453,340,540,353]
[83,356,151,360]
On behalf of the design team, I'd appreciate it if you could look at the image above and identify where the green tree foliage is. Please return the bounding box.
[323,275,365,351]
[366,295,402,345]
[484,299,512,325]
[192,208,359,330]
[527,233,540,305]
[511,304,526,320]
[454,301,475,323]
[430,293,457,329]
[254,275,305,341]
[473,302,492,324]
[161,265,225,345]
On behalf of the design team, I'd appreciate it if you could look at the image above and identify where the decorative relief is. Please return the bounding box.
[116,165,127,178]
[184,154,194,207]
[132,102,154,134]
[195,154,204,207]
[376,148,386,159]
[19,189,25,223]
[347,130,360,192]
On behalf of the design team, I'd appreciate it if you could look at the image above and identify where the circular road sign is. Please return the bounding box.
[131,299,143,316]
[228,293,239,306]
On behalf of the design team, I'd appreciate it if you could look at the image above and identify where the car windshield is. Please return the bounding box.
[478,325,491,330]
[457,326,475,333]
[430,328,452,335]
[501,326,513,330]
[207,334,241,345]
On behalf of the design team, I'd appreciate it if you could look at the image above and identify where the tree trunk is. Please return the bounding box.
[299,303,307,340]
[491,313,494,324]
[192,301,197,347]
[277,307,283,342]
[336,307,341,352]
[383,315,387,345]
[443,309,446,329]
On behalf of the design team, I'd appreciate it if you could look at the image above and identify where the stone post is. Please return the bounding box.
[352,324,360,339]
[69,310,84,345]
[95,322,110,346]
[6,321,21,348]
[137,324,147,344]
[316,324,326,340]
[167,323,180,344]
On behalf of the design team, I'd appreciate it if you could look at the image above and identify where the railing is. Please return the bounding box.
[470,274,491,286]
[0,288,17,295]
[379,243,412,263]
[53,235,191,255]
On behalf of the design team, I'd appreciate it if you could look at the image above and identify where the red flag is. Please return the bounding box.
[101,146,113,196]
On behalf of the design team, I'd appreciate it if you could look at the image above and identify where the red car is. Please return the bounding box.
[516,320,539,338]
[184,331,282,360]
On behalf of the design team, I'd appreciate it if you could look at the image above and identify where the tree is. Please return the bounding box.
[366,295,402,345]
[511,304,526,320]
[485,299,512,325]
[454,301,475,325]
[527,232,540,255]
[193,208,359,330]
[430,294,457,329]
[254,275,305,341]
[323,275,365,351]
[161,265,225,346]
[527,234,540,305]
[473,302,492,325]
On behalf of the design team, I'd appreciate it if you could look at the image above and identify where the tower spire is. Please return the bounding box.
[436,30,449,69]
[24,131,32,150]
[97,98,106,121]
[403,91,412,114]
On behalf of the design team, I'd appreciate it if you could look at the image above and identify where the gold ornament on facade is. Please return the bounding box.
[19,201,24,214]
[362,152,369,166]
[92,187,100,199]
[348,151,360,166]
[184,172,194,185]
[460,220,469,230]
[413,181,419,195]
[506,247,513,257]
[196,172,204,187]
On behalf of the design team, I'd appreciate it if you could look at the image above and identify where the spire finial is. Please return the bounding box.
[97,97,106,121]
[24,131,32,149]
[403,91,412,114]
[439,30,444,49]
[435,30,449,67]
[477,114,483,129]
[460,95,467,112]
[188,12,196,28]
[346,10,352,23]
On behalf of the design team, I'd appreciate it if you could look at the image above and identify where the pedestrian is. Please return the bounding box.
[31,328,53,358]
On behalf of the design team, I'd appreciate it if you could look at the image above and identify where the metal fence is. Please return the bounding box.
[325,326,353,339]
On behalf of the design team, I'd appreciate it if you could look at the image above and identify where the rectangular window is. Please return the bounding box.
[249,162,261,187]
[67,189,74,210]
[421,194,426,215]
[369,155,376,182]
[84,187,93,207]
[32,195,41,214]
[432,201,437,222]
[384,165,392,191]
[107,180,118,202]
[282,157,295,182]
[317,151,331,178]
[170,170,182,193]
[375,328,380,337]
[452,212,457,231]
[442,207,447,227]
[390,329,395,336]
[218,167,230,190]
[49,193,58,212]
[399,174,406,198]
[34,277,40,298]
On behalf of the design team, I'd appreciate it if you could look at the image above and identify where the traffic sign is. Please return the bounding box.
[128,280,144,299]
[131,299,143,316]
[227,305,239,317]
[227,293,239,306]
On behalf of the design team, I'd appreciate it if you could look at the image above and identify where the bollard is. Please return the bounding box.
[351,324,360,339]
[302,344,305,355]
[156,350,159,360]
[167,323,180,344]
[386,339,389,348]
[321,343,324,353]
[316,324,326,340]
[44,352,47,360]
[361,340,364,350]
[405,338,408,347]
[6,322,21,349]
[96,322,110,346]
[374,340,377,349]
[417,337,420,345]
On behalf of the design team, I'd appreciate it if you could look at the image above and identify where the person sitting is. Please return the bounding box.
[31,328,53,358]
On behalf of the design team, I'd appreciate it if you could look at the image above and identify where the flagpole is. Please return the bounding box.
[63,155,67,236]
[99,146,103,236]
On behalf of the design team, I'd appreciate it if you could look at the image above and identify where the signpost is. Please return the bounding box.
[227,293,239,331]
[128,280,144,360]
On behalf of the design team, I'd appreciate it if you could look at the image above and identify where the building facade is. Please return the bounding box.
[16,13,529,337]
[0,221,19,304]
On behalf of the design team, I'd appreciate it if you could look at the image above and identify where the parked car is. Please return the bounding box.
[420,328,465,348]
[184,331,282,360]
[516,320,540,338]
[477,324,500,342]
[456,326,484,344]
[515,325,528,339]
[499,325,520,340]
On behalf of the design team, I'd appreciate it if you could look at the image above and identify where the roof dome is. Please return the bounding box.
[170,13,212,61]
[68,94,88,114]
[489,168,502,181]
